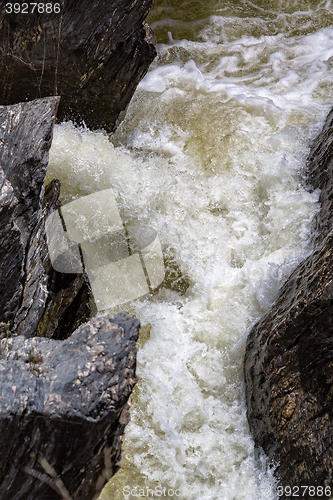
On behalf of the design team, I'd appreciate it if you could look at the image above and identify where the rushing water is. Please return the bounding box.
[46,1,333,499]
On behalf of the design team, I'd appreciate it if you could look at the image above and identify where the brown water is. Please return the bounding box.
[47,1,333,498]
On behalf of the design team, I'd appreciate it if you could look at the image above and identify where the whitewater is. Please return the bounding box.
[46,1,333,499]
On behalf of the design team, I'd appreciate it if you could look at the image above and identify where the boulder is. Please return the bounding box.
[306,107,333,240]
[0,97,90,339]
[0,97,59,330]
[0,313,140,500]
[0,0,156,132]
[20,178,92,340]
[0,98,141,499]
[244,109,333,497]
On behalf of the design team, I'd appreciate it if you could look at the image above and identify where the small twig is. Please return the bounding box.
[54,14,63,95]
[38,30,46,96]
[39,456,73,500]
[0,46,36,69]
[23,465,64,497]
[24,456,73,500]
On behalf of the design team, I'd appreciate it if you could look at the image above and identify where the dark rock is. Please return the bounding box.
[0,98,91,339]
[37,180,92,340]
[306,107,333,241]
[36,271,92,340]
[0,312,140,500]
[13,178,62,337]
[244,109,333,498]
[0,98,141,499]
[0,97,59,329]
[0,0,156,132]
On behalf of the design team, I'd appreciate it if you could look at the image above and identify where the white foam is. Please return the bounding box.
[138,25,333,118]
[47,4,333,499]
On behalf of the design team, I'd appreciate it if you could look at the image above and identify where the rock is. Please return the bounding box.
[0,98,141,499]
[0,98,91,339]
[244,109,333,497]
[0,97,59,329]
[0,0,156,132]
[306,107,333,240]
[14,178,92,339]
[0,313,140,500]
[32,179,92,341]
[14,178,63,338]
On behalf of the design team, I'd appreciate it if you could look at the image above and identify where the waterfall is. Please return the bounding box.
[46,1,333,498]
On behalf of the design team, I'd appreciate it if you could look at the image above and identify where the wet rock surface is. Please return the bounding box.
[244,109,333,497]
[0,97,59,330]
[0,313,140,500]
[0,0,154,494]
[0,98,91,338]
[306,107,333,241]
[14,178,92,339]
[0,0,156,132]
[0,97,142,498]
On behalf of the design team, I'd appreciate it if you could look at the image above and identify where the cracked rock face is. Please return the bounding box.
[0,97,59,329]
[0,0,156,132]
[0,313,140,500]
[0,98,91,338]
[244,109,333,497]
[0,98,141,499]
